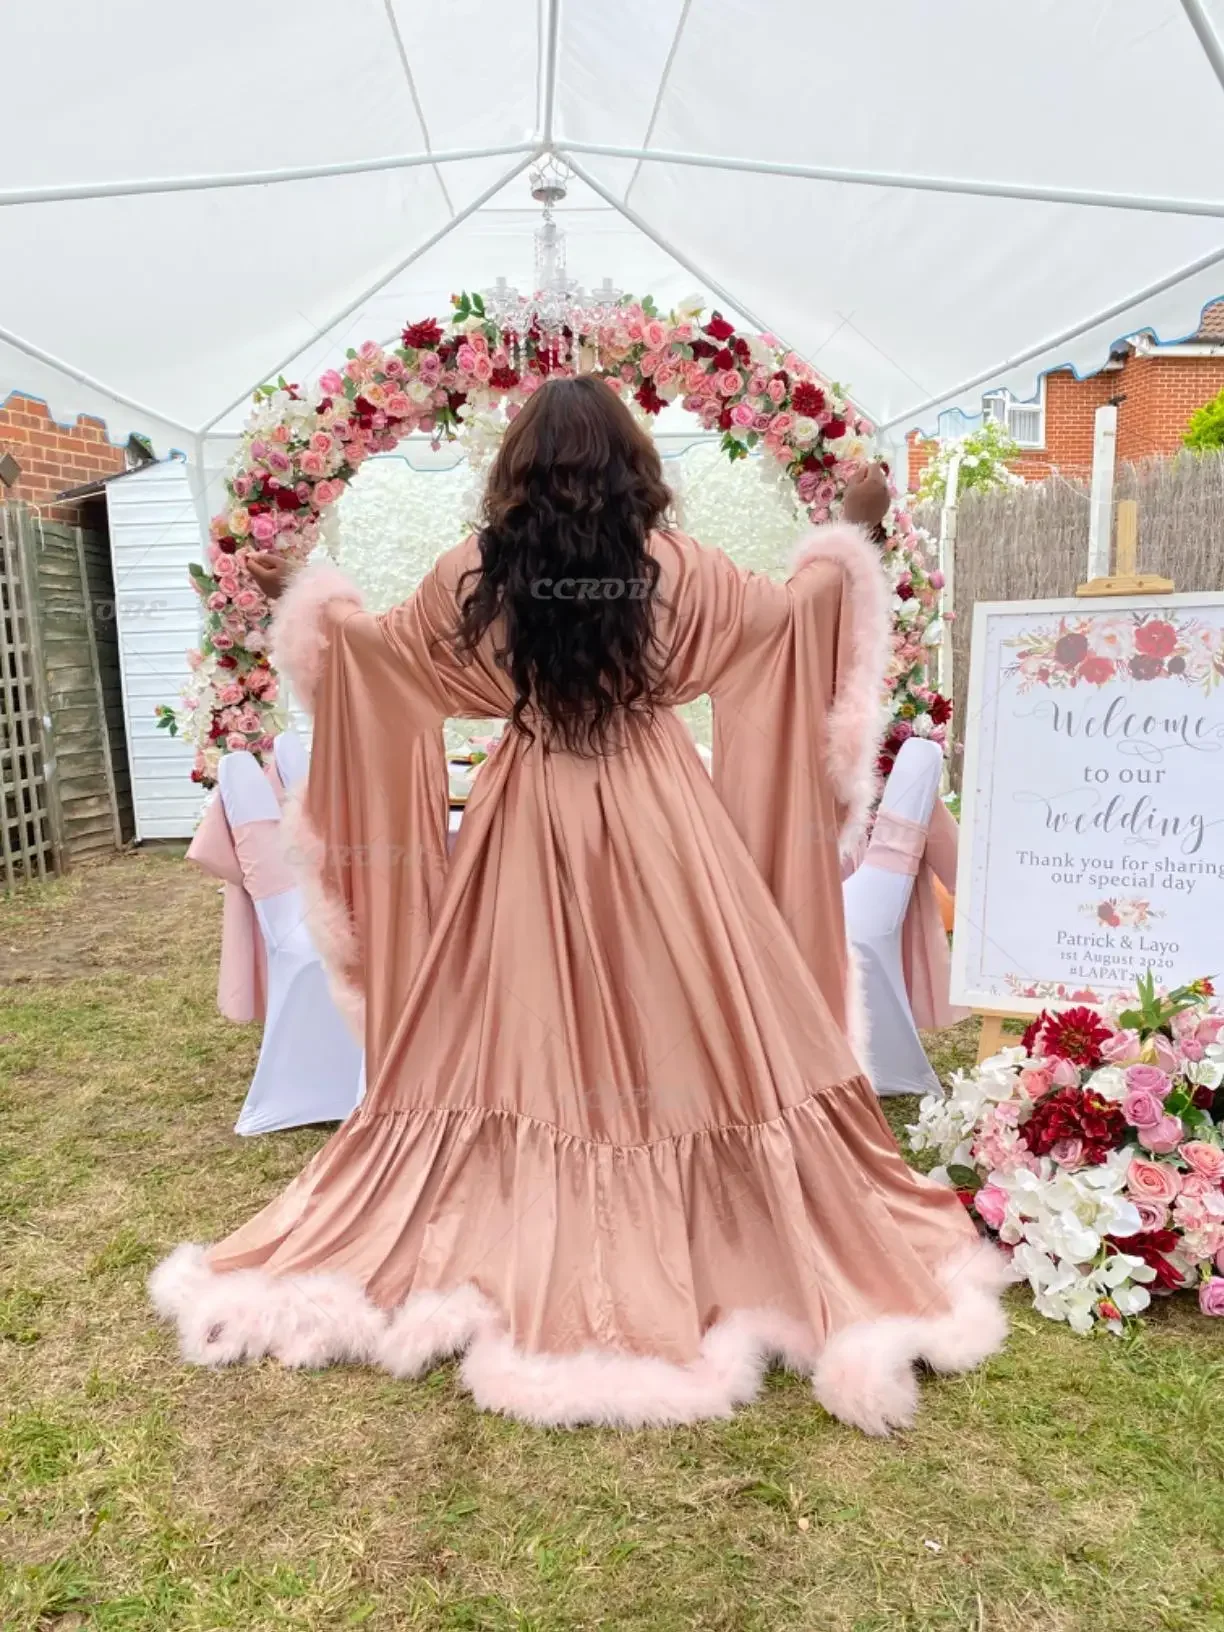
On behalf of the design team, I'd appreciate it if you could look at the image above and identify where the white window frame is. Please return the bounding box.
[982,380,1045,449]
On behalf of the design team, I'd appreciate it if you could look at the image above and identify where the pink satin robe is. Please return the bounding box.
[151,524,1007,1434]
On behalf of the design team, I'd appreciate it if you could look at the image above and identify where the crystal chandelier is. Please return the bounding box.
[481,157,624,346]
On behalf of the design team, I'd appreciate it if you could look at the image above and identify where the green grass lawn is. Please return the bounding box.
[2,855,1222,1631]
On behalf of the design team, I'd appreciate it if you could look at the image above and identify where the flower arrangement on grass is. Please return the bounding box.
[158,293,946,786]
[908,974,1224,1333]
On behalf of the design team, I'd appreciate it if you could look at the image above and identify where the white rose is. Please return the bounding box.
[1085,1066,1127,1102]
[791,416,818,445]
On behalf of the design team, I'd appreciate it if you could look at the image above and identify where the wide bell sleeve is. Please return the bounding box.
[705,522,891,1058]
[270,564,450,1065]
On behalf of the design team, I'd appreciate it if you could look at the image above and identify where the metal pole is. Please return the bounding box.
[0,143,536,208]
[878,238,1224,433]
[1180,0,1224,96]
[0,322,193,438]
[1086,404,1119,579]
[196,150,540,437]
[559,140,1224,220]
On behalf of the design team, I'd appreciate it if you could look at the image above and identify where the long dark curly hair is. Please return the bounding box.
[452,374,673,753]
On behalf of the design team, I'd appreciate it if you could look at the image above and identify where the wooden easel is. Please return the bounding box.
[971,499,1174,1064]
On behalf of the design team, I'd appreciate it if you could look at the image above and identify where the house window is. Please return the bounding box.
[982,386,1044,449]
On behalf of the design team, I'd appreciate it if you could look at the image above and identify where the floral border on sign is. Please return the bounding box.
[1081,898,1163,929]
[158,293,946,786]
[1005,612,1224,694]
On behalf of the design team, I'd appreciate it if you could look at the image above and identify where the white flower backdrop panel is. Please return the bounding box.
[329,441,802,749]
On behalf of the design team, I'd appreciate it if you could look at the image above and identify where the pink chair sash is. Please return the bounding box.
[846,796,968,1031]
[186,757,289,1023]
[230,819,298,900]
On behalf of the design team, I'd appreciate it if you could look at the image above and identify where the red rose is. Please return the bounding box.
[215,535,237,554]
[800,453,821,473]
[635,380,665,416]
[1053,632,1088,666]
[1134,619,1176,658]
[490,365,520,390]
[896,582,914,601]
[703,313,735,341]
[929,694,953,726]
[732,338,751,361]
[717,408,733,431]
[1079,655,1116,686]
[1107,1231,1183,1293]
[447,390,468,413]
[273,487,301,511]
[216,655,237,671]
[791,382,826,418]
[690,339,718,360]
[822,453,837,468]
[823,417,846,441]
[713,347,735,371]
[402,318,443,350]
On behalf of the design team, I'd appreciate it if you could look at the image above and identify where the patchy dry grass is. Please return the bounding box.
[2,855,1222,1631]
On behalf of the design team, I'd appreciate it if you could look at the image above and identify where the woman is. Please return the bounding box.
[151,376,1008,1434]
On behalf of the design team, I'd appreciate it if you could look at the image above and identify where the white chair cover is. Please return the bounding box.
[217,750,363,1136]
[842,738,944,1098]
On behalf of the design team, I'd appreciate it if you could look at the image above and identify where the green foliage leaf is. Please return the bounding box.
[1184,386,1224,452]
[946,1163,982,1193]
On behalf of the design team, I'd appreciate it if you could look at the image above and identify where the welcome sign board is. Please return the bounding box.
[952,592,1224,1013]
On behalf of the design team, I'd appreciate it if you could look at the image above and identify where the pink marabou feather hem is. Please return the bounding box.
[791,521,891,861]
[270,562,364,713]
[149,1239,1012,1434]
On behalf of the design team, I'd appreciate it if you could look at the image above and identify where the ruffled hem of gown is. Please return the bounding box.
[148,1082,1015,1436]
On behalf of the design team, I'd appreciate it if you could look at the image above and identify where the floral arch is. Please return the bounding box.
[162,295,949,786]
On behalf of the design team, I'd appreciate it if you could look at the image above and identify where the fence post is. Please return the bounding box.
[1087,404,1118,579]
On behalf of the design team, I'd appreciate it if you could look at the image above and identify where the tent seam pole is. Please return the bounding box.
[561,152,881,427]
[1180,0,1224,95]
[562,140,1224,219]
[0,145,534,208]
[0,322,194,438]
[541,0,562,143]
[878,239,1224,432]
[380,0,455,215]
[624,0,693,207]
[196,150,543,438]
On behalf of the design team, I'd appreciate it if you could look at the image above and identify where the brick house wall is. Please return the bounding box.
[907,304,1224,492]
[0,391,127,521]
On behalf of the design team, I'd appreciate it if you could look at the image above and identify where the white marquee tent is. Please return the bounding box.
[4,0,1224,464]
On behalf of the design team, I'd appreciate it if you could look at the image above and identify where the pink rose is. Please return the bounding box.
[1050,1057,1080,1088]
[730,402,755,428]
[1216,1246,1224,1274]
[456,344,478,373]
[1131,1198,1168,1232]
[385,391,412,417]
[318,371,344,396]
[237,708,262,734]
[232,474,252,499]
[1152,1034,1179,1073]
[217,683,243,707]
[1198,1277,1224,1317]
[1018,1064,1052,1099]
[1196,1015,1224,1045]
[1139,1114,1184,1155]
[1180,1142,1224,1183]
[767,378,786,405]
[383,357,405,379]
[234,589,260,612]
[358,340,382,363]
[655,363,678,390]
[420,352,442,381]
[210,632,234,651]
[796,472,819,503]
[472,354,493,383]
[974,1184,1008,1228]
[226,732,248,751]
[1128,1158,1182,1204]
[1125,1064,1172,1096]
[1100,1029,1141,1064]
[249,439,268,460]
[1051,1137,1084,1169]
[770,412,794,435]
[643,319,668,351]
[1122,1087,1165,1129]
[718,369,742,397]
[1179,1172,1218,1201]
[266,450,291,475]
[206,592,227,612]
[251,514,277,543]
[929,569,946,590]
[299,450,325,477]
